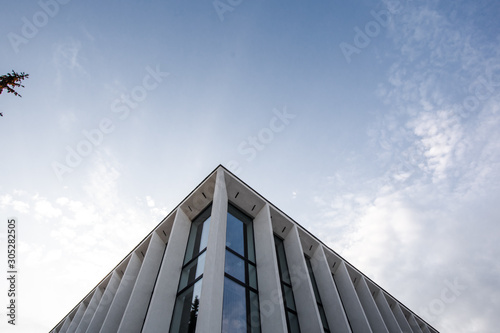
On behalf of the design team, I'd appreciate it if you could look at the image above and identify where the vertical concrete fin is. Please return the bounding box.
[283,225,323,333]
[142,209,192,333]
[253,203,287,333]
[356,277,389,333]
[118,232,166,333]
[374,291,402,333]
[85,271,122,333]
[75,288,102,333]
[392,303,413,333]
[312,246,352,333]
[408,314,424,333]
[66,302,87,333]
[59,316,72,333]
[196,167,228,333]
[333,261,373,333]
[100,252,143,332]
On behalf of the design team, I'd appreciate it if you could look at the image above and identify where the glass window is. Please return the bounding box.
[170,205,211,333]
[179,252,206,291]
[222,278,247,333]
[274,235,301,333]
[305,256,330,332]
[222,204,260,333]
[184,212,211,264]
[226,212,244,256]
[170,280,202,333]
[225,250,245,283]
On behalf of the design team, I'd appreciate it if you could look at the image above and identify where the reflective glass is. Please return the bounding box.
[248,263,257,289]
[226,212,244,256]
[178,251,206,291]
[249,290,261,333]
[225,250,245,283]
[283,284,296,311]
[170,280,202,333]
[222,278,247,333]
[318,305,329,331]
[246,221,255,263]
[287,311,301,333]
[184,215,211,264]
[275,237,291,284]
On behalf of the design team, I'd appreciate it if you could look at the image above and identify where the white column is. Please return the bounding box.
[374,292,402,333]
[284,225,323,333]
[142,209,192,333]
[66,303,87,333]
[253,204,287,333]
[392,303,413,333]
[312,246,351,333]
[118,232,165,333]
[408,314,424,333]
[196,168,228,333]
[333,261,373,333]
[75,288,102,333]
[85,271,121,333]
[100,252,143,332]
[356,277,389,333]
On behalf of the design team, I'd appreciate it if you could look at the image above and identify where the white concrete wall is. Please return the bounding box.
[141,209,192,333]
[118,232,166,333]
[311,246,351,333]
[374,292,402,333]
[85,271,121,333]
[284,225,323,333]
[66,303,87,333]
[196,168,228,333]
[253,203,287,333]
[355,277,389,333]
[334,261,373,333]
[75,288,102,333]
[100,252,143,332]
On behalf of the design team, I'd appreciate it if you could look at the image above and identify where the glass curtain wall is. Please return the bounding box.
[169,206,211,333]
[304,256,331,333]
[221,204,260,333]
[274,235,301,333]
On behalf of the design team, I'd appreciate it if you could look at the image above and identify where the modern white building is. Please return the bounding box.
[50,165,438,333]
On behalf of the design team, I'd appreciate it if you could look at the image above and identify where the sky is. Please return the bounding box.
[1,0,499,332]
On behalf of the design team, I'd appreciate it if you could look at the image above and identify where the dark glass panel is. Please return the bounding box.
[225,250,245,283]
[249,290,261,333]
[318,305,330,331]
[248,263,257,290]
[246,220,255,263]
[178,252,205,291]
[170,280,202,333]
[184,214,211,264]
[287,311,301,333]
[222,278,247,333]
[274,237,291,284]
[226,212,244,256]
[282,284,296,311]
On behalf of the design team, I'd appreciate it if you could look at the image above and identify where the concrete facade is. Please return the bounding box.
[50,165,439,333]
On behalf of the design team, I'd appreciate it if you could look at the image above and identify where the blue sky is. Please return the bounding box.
[1,0,500,331]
